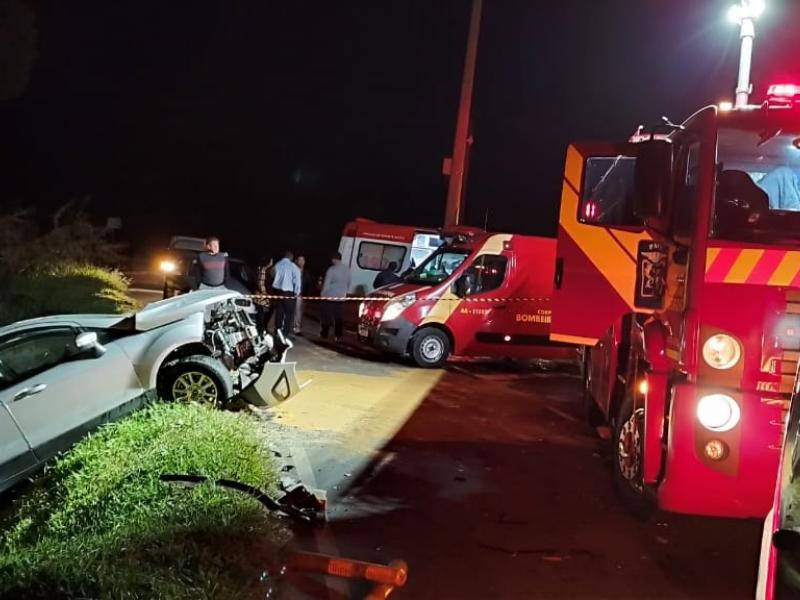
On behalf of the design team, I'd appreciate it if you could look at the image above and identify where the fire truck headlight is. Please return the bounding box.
[697,394,741,432]
[702,334,741,370]
[159,260,177,273]
[381,294,416,322]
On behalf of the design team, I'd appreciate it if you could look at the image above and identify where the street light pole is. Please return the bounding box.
[735,13,755,107]
[444,0,482,229]
[728,0,765,108]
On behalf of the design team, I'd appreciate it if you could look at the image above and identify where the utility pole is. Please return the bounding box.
[444,0,482,228]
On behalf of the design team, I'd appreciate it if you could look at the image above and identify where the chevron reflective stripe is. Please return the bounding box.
[558,146,653,312]
[705,247,800,286]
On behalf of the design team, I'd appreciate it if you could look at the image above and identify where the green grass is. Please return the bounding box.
[0,403,286,600]
[0,262,138,326]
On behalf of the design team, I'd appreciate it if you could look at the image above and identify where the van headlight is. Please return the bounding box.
[381,294,416,322]
[702,334,741,370]
[697,394,741,432]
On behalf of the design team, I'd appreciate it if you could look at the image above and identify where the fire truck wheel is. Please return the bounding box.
[612,393,654,518]
[411,327,451,368]
[582,348,605,428]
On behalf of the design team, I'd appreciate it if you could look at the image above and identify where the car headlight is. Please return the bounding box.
[697,394,741,432]
[160,260,177,273]
[702,334,741,370]
[381,294,416,322]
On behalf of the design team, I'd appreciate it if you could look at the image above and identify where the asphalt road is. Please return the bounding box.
[268,335,762,600]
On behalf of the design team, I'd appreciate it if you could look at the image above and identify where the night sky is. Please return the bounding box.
[2,0,800,263]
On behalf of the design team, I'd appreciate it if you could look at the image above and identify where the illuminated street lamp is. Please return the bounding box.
[727,0,765,108]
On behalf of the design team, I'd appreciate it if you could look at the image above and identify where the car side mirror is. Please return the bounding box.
[453,273,475,298]
[75,332,106,358]
[633,140,673,220]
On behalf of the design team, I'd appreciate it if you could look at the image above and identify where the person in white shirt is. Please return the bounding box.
[271,250,302,337]
[320,251,351,341]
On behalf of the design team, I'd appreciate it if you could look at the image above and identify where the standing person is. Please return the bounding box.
[271,250,301,337]
[254,256,274,333]
[373,261,401,289]
[293,255,312,335]
[320,252,350,342]
[191,236,229,290]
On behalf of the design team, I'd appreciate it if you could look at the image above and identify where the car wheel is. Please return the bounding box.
[612,389,654,518]
[411,327,451,368]
[158,355,234,408]
[583,347,606,428]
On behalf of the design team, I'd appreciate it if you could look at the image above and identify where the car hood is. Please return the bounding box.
[133,289,242,330]
[0,290,241,335]
[370,281,431,299]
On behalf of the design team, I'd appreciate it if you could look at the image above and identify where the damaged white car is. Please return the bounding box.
[0,289,300,493]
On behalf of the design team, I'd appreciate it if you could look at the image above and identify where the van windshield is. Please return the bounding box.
[404,247,470,285]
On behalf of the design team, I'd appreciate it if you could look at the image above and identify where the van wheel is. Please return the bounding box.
[158,355,233,408]
[612,389,654,518]
[583,348,606,428]
[411,328,451,368]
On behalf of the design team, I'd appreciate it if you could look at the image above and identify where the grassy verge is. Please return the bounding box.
[0,262,138,326]
[0,403,287,600]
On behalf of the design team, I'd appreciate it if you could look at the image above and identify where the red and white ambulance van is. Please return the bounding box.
[357,227,575,367]
[338,219,443,296]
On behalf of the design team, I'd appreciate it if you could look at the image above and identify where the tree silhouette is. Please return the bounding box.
[0,0,37,100]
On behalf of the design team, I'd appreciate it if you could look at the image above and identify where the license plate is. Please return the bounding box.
[358,325,369,338]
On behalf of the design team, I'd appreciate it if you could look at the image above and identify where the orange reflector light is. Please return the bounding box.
[704,440,728,461]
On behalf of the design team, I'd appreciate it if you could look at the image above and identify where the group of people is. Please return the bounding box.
[191,236,352,342]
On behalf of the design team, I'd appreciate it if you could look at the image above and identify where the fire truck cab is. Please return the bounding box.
[338,219,443,296]
[552,84,800,518]
[358,228,572,367]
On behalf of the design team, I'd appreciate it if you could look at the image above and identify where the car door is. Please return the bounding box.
[448,253,511,355]
[0,360,37,489]
[0,326,143,462]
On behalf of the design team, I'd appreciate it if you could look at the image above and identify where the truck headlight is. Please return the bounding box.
[702,334,741,370]
[697,394,740,432]
[160,260,177,273]
[381,294,416,322]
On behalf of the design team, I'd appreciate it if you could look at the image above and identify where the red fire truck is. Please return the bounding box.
[551,83,800,518]
[358,227,574,367]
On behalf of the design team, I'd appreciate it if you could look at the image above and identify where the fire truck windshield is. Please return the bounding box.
[404,247,470,285]
[715,125,800,245]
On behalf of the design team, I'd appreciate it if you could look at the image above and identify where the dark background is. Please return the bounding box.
[2,0,799,264]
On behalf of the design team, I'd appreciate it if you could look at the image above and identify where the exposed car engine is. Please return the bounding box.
[204,297,291,391]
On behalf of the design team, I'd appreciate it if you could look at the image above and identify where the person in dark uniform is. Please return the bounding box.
[191,236,229,290]
[373,261,401,289]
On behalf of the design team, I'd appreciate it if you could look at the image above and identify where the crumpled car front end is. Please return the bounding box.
[202,296,301,407]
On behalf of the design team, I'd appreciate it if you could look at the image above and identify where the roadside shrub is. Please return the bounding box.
[0,403,285,600]
[0,262,138,325]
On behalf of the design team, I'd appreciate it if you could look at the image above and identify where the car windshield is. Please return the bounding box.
[715,125,800,245]
[404,247,470,285]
